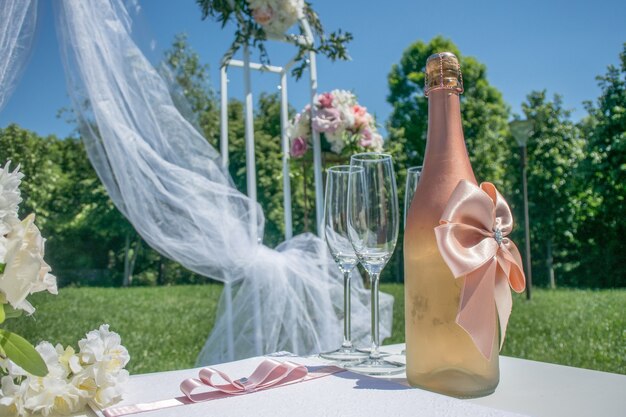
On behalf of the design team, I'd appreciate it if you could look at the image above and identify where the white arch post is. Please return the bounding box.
[219,17,324,241]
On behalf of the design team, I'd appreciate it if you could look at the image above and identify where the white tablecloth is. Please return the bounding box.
[78,343,626,417]
[91,354,526,417]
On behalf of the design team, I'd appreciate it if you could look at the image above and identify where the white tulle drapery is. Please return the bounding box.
[0,0,38,112]
[0,0,393,365]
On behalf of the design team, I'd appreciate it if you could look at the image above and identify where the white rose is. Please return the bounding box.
[337,104,356,130]
[325,131,346,154]
[331,90,357,109]
[0,214,57,314]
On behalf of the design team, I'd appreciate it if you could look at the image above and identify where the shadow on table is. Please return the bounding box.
[324,368,412,391]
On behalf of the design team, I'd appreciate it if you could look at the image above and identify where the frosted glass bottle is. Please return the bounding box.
[404,52,499,397]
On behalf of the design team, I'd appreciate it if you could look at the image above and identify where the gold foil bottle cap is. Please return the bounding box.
[424,52,464,96]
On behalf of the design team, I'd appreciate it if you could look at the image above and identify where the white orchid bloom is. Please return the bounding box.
[78,325,130,374]
[0,161,23,239]
[0,375,30,416]
[0,214,57,314]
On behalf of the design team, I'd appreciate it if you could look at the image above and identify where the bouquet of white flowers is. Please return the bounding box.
[0,325,130,416]
[0,162,57,378]
[0,163,129,416]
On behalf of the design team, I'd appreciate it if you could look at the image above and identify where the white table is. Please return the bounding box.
[74,343,625,417]
[381,344,626,417]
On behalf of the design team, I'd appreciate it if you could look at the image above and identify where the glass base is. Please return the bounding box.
[319,346,369,361]
[344,358,406,376]
[356,347,392,357]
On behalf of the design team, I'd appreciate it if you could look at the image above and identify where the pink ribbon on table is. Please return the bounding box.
[434,180,526,360]
[102,359,343,417]
[180,358,308,398]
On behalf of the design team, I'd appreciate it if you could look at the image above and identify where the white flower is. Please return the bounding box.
[0,214,57,314]
[330,89,357,109]
[56,344,82,376]
[0,375,29,417]
[325,131,346,154]
[0,327,130,415]
[90,369,129,409]
[0,161,23,238]
[371,132,385,152]
[74,325,129,408]
[248,0,304,36]
[23,376,85,416]
[328,90,357,131]
[288,110,310,140]
[0,354,28,379]
[78,325,130,378]
[20,342,87,416]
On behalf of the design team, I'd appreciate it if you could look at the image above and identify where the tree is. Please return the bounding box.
[520,91,585,288]
[575,44,626,287]
[0,125,133,286]
[162,33,220,145]
[387,36,512,188]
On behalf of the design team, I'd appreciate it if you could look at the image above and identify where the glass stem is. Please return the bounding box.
[369,271,380,360]
[342,270,352,348]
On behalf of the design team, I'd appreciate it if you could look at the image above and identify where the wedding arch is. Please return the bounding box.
[0,0,393,365]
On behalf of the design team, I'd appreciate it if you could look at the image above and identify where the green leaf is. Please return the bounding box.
[0,329,48,377]
[3,304,22,320]
[0,263,5,274]
[0,306,4,324]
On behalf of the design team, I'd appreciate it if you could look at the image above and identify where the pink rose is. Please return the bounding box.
[290,137,308,158]
[252,5,274,25]
[312,107,342,133]
[318,93,334,109]
[359,128,373,148]
[353,105,370,129]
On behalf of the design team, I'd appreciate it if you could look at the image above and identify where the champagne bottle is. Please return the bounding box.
[404,52,499,397]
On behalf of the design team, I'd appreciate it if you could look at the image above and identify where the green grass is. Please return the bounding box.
[5,285,625,375]
[3,285,223,374]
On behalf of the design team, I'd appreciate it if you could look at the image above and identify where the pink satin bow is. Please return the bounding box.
[181,359,308,400]
[434,180,526,359]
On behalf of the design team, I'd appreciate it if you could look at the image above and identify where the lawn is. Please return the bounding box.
[5,284,625,375]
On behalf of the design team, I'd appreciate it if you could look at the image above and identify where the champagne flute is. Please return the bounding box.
[345,153,404,375]
[320,166,369,361]
[404,166,422,227]
[402,166,421,356]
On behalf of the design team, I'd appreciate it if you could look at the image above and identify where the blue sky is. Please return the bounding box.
[0,0,625,139]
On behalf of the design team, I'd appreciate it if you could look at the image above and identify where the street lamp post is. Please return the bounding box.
[510,120,533,300]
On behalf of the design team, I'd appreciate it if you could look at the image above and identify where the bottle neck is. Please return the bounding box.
[421,90,476,184]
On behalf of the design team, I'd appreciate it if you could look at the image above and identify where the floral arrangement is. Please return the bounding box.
[0,162,56,379]
[196,0,352,79]
[289,90,384,158]
[0,163,129,416]
[0,325,129,416]
[248,0,303,37]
